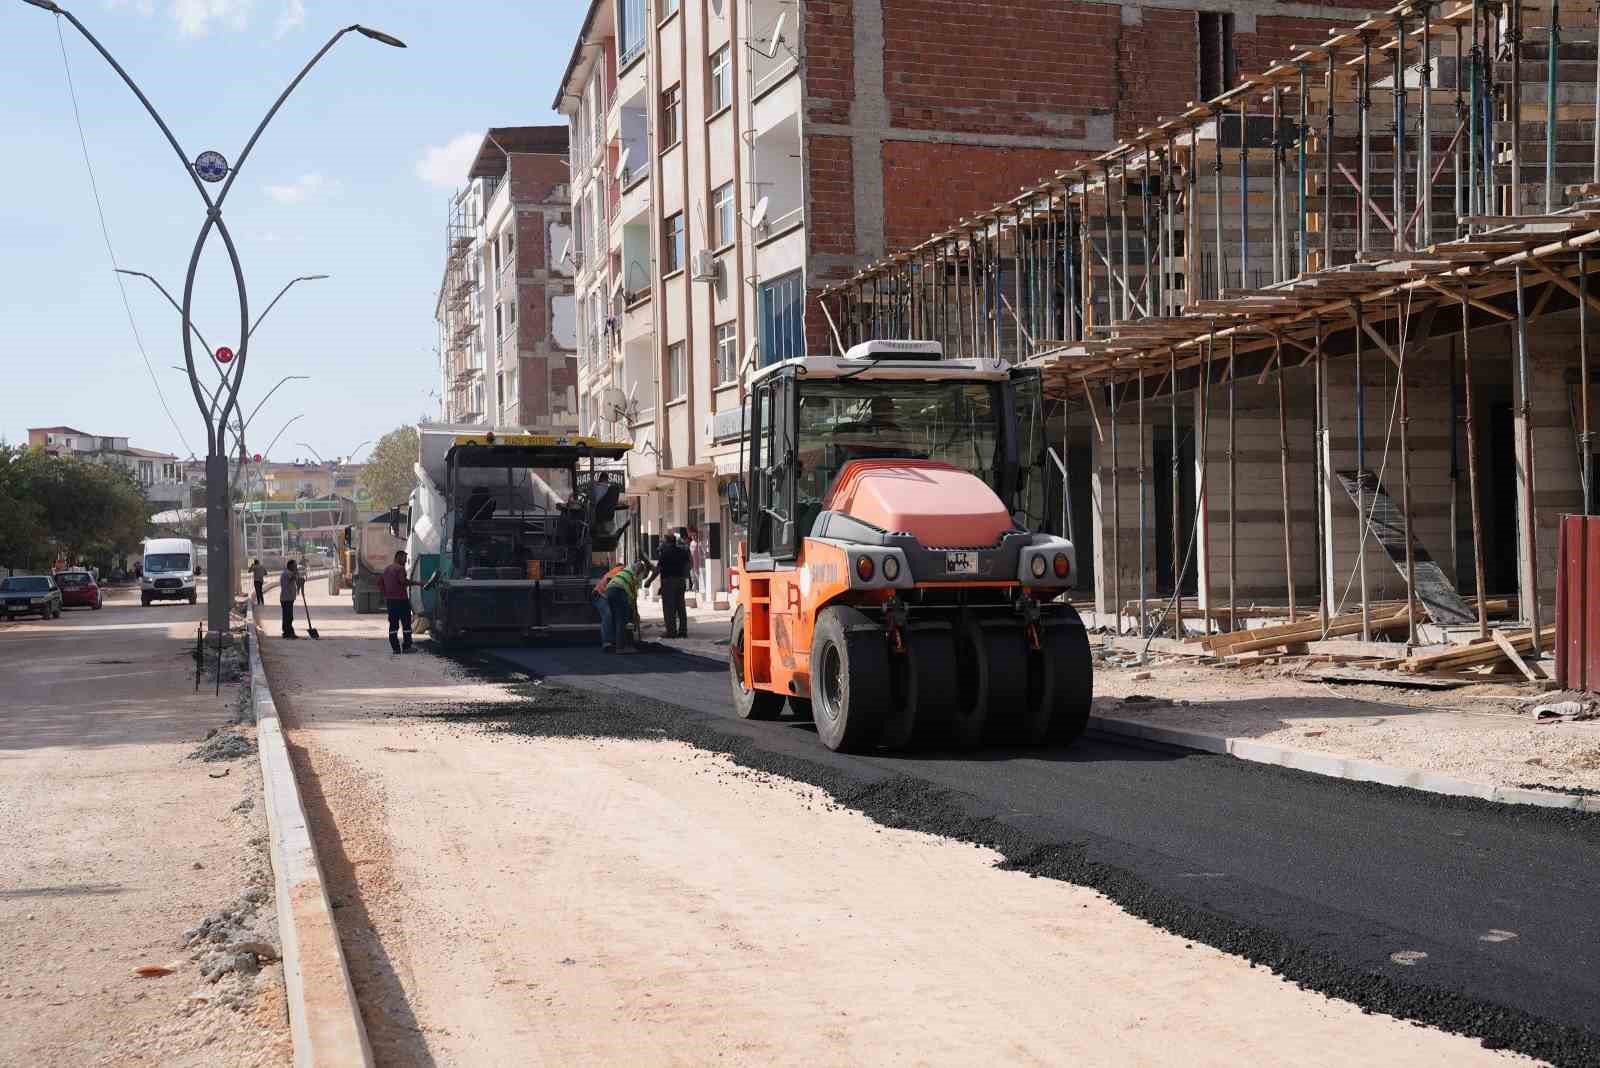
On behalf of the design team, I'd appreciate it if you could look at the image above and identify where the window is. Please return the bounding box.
[1197,12,1236,99]
[710,182,734,248]
[667,341,687,400]
[619,0,646,66]
[503,231,515,265]
[492,239,501,274]
[494,302,505,338]
[715,322,737,385]
[663,212,685,274]
[708,45,731,113]
[497,372,505,411]
[507,299,516,326]
[758,270,805,364]
[660,84,681,149]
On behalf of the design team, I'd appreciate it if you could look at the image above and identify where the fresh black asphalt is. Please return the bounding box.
[438,638,1600,1065]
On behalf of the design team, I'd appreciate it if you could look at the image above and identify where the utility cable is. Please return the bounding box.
[55,18,195,458]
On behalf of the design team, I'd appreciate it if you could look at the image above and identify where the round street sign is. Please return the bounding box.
[215,346,235,364]
[253,453,263,463]
[194,151,229,183]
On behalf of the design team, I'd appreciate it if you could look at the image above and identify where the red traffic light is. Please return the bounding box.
[216,346,234,363]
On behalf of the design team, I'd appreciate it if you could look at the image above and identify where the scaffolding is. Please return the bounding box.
[443,191,482,421]
[822,0,1600,678]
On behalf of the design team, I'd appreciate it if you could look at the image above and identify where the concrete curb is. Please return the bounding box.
[247,603,374,1067]
[1089,713,1600,813]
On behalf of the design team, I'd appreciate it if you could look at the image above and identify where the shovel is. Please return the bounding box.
[298,581,321,640]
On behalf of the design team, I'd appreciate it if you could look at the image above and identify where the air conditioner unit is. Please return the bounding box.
[690,249,719,283]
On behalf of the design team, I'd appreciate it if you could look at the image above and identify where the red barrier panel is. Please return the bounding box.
[1556,515,1600,691]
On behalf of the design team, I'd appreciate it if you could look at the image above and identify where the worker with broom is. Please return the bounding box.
[380,549,423,654]
[279,559,304,639]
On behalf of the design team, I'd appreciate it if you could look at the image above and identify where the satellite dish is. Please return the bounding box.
[770,12,787,52]
[614,146,631,181]
[559,238,573,264]
[749,196,770,231]
[741,338,760,374]
[601,386,628,417]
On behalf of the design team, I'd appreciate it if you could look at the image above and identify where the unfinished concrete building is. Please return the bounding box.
[822,0,1600,671]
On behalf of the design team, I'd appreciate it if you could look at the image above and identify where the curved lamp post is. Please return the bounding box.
[25,0,404,631]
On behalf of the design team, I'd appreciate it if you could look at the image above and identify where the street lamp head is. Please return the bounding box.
[299,274,331,281]
[21,0,64,12]
[353,24,406,48]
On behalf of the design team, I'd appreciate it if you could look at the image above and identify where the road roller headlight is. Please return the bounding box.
[1053,552,1070,579]
[882,554,901,582]
[1029,554,1047,579]
[856,555,875,582]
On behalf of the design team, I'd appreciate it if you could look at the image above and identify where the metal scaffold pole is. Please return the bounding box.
[1276,338,1297,621]
[1362,33,1374,258]
[1514,265,1541,654]
[1460,283,1490,638]
[1111,380,1123,634]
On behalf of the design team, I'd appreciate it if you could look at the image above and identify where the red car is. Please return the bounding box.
[53,569,102,610]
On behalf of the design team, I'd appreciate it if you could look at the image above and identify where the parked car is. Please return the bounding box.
[53,569,102,610]
[0,575,63,620]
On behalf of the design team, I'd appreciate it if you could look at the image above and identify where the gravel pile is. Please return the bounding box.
[183,884,279,985]
[188,727,257,763]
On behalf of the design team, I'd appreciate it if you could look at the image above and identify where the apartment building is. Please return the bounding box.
[554,0,1386,596]
[27,426,191,507]
[436,126,579,429]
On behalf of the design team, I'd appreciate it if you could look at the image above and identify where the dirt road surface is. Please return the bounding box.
[261,585,1524,1066]
[0,584,290,1066]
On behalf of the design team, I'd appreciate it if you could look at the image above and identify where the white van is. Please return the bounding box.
[142,537,197,606]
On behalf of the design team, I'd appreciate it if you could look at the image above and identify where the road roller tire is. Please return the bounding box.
[730,606,785,720]
[885,625,960,749]
[956,619,1027,745]
[1038,608,1094,745]
[811,605,890,752]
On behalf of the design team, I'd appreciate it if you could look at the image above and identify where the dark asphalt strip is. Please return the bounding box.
[423,641,1600,1066]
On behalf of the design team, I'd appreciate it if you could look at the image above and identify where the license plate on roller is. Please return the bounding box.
[944,551,977,575]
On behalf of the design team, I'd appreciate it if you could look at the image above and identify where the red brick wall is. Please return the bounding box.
[803,0,854,125]
[516,211,545,275]
[881,141,1089,250]
[508,153,568,205]
[807,134,856,256]
[881,0,1121,137]
[1115,9,1200,139]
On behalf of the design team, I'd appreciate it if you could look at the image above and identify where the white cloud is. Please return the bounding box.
[171,0,254,38]
[274,0,304,38]
[265,172,330,204]
[416,132,482,190]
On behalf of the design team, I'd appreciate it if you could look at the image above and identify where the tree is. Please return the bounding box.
[0,446,50,572]
[0,446,149,571]
[359,425,419,510]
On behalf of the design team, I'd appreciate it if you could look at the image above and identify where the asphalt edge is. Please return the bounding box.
[247,602,374,1068]
[1088,713,1600,812]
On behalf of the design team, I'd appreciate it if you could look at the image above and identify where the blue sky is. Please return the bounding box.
[0,0,585,463]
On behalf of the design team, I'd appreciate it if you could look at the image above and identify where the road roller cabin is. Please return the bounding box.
[727,339,1093,752]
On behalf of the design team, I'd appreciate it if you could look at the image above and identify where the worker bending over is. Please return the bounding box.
[594,557,654,653]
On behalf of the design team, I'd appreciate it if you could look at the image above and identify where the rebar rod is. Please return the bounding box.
[1457,285,1489,637]
[1272,86,1284,282]
[1171,347,1182,636]
[1014,208,1025,358]
[1584,252,1593,514]
[1420,0,1434,247]
[1165,134,1178,314]
[1111,380,1122,633]
[1119,155,1133,321]
[1510,0,1524,214]
[1239,96,1251,289]
[1398,308,1418,646]
[1275,339,1297,621]
[1361,33,1374,258]
[1355,300,1371,640]
[1315,318,1330,633]
[1138,370,1148,637]
[1326,50,1337,268]
[1298,63,1309,276]
[1395,9,1409,254]
[1456,22,1468,235]
[1213,107,1226,296]
[1102,165,1116,321]
[1545,0,1561,213]
[1227,336,1237,630]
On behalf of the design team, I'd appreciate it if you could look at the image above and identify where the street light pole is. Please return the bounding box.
[25,0,404,634]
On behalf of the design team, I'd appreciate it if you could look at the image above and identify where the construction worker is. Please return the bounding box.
[650,532,691,638]
[596,557,653,653]
[249,558,267,605]
[380,549,421,654]
[279,559,303,639]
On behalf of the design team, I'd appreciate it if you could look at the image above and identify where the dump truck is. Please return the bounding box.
[336,508,406,613]
[727,339,1091,752]
[404,425,631,645]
